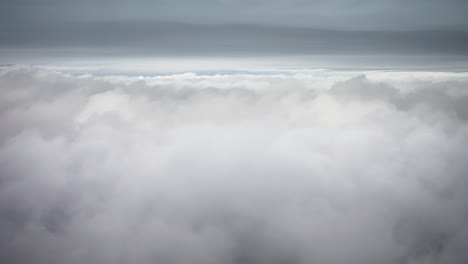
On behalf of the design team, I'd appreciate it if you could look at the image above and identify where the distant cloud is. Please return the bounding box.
[1,21,468,57]
[2,0,468,31]
[2,1,468,59]
[1,67,468,264]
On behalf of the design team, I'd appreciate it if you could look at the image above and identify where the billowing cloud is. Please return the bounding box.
[1,67,468,264]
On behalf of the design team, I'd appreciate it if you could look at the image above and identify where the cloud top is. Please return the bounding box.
[1,67,468,264]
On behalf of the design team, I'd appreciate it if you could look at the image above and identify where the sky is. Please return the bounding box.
[1,2,468,264]
[1,0,468,64]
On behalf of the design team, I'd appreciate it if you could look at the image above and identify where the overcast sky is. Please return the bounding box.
[3,0,468,30]
[1,0,468,60]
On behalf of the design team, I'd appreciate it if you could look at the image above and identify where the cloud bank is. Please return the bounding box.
[1,67,468,264]
[3,0,468,31]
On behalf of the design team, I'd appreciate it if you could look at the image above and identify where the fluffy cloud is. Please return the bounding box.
[1,67,468,264]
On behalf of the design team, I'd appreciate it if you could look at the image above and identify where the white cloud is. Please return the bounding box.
[1,67,468,264]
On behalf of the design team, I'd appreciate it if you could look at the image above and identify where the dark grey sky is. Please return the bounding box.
[1,0,468,58]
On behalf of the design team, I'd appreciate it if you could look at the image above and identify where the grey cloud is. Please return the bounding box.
[1,21,468,57]
[2,0,468,31]
[1,67,468,264]
[1,0,468,58]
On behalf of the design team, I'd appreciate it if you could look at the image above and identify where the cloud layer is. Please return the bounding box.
[1,67,468,264]
[3,0,468,31]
